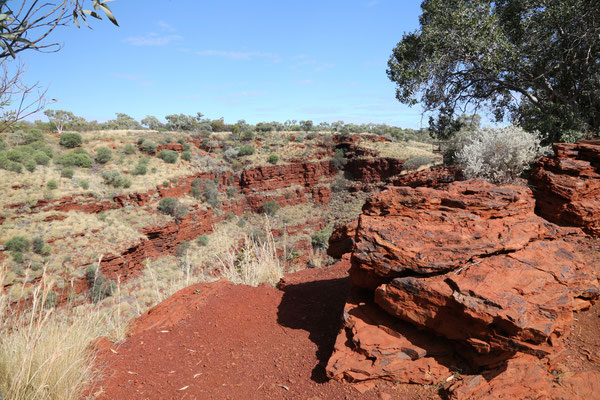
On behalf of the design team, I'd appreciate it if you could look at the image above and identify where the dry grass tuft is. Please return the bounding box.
[217,218,283,287]
[0,268,100,400]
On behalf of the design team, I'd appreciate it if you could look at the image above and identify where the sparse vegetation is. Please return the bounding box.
[85,265,116,303]
[59,133,82,148]
[95,147,112,164]
[261,201,279,216]
[158,197,179,215]
[102,170,131,188]
[157,149,178,164]
[456,126,547,184]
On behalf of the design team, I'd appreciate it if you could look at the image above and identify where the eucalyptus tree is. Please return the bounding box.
[387,0,600,142]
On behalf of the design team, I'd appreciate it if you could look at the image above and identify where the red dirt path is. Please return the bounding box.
[92,261,440,399]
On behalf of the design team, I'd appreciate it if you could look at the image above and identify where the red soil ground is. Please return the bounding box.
[92,261,440,400]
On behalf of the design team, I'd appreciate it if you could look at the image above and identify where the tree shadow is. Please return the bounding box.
[277,276,350,383]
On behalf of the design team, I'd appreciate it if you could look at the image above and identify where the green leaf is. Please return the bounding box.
[99,3,119,26]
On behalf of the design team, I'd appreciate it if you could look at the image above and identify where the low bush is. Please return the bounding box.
[175,241,191,257]
[85,265,116,303]
[123,143,136,155]
[24,129,44,144]
[197,234,209,246]
[311,227,333,250]
[158,197,178,215]
[238,144,255,156]
[32,237,46,254]
[140,139,158,154]
[47,180,58,190]
[203,181,220,208]
[79,179,89,189]
[331,177,347,192]
[404,156,435,170]
[0,154,23,173]
[332,149,347,170]
[56,151,93,168]
[261,201,279,216]
[241,130,255,141]
[95,147,112,164]
[181,151,192,161]
[59,132,82,148]
[101,170,131,188]
[34,151,50,166]
[61,167,75,178]
[456,126,547,184]
[24,159,36,172]
[132,158,149,175]
[157,149,178,164]
[5,236,30,253]
[268,154,279,164]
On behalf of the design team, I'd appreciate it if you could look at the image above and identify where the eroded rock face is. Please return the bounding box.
[327,220,357,259]
[391,165,460,188]
[327,179,600,399]
[530,139,600,236]
[350,180,563,288]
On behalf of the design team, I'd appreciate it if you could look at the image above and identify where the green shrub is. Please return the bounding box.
[85,265,115,303]
[59,132,82,148]
[181,151,192,161]
[61,167,74,178]
[158,149,179,164]
[158,197,178,215]
[33,151,50,166]
[6,149,26,163]
[203,181,220,208]
[44,290,57,308]
[95,147,112,164]
[24,129,44,144]
[174,204,188,220]
[331,177,347,192]
[238,144,255,156]
[47,180,58,190]
[404,156,435,170]
[196,234,209,246]
[124,143,136,155]
[5,236,30,253]
[32,237,45,254]
[140,140,158,154]
[227,186,237,197]
[0,137,6,151]
[11,251,24,263]
[132,158,149,175]
[261,201,279,216]
[0,156,23,173]
[24,159,36,172]
[175,241,191,257]
[332,149,347,170]
[241,130,255,141]
[181,142,191,151]
[102,170,131,188]
[311,227,333,250]
[79,179,89,189]
[268,154,279,165]
[56,151,93,168]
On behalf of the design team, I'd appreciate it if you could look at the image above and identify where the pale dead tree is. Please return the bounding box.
[0,59,46,132]
[0,0,118,132]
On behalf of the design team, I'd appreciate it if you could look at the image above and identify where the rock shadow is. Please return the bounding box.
[277,276,350,383]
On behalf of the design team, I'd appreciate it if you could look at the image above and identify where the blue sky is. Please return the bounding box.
[20,0,426,127]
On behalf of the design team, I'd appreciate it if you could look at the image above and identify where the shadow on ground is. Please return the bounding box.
[277,276,350,383]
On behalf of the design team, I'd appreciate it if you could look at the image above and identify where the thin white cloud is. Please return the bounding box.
[157,20,176,32]
[291,55,335,72]
[366,0,380,7]
[124,33,183,46]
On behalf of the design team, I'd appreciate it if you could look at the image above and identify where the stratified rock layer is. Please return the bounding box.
[327,179,600,399]
[530,139,600,235]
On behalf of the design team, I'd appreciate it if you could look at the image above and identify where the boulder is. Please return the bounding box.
[530,139,600,235]
[327,220,357,259]
[327,179,600,398]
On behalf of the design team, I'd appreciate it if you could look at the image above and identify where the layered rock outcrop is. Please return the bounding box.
[530,139,600,235]
[327,180,600,399]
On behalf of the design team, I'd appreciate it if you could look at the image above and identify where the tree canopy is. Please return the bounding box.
[387,0,600,142]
